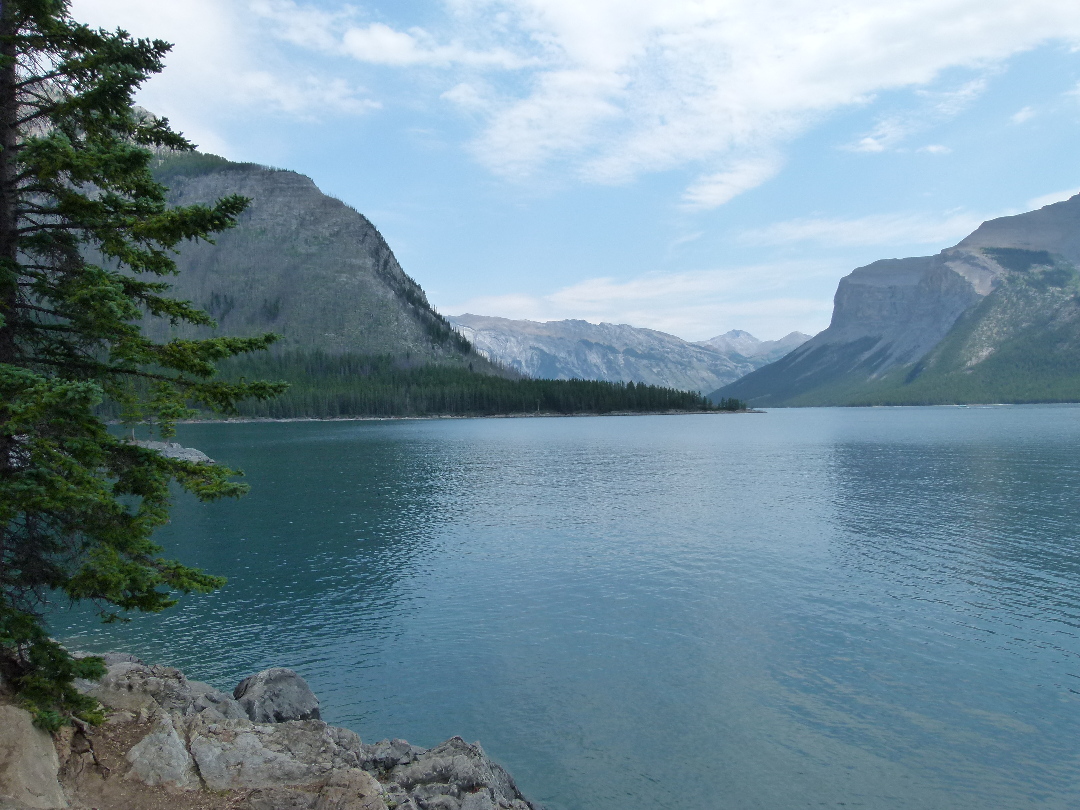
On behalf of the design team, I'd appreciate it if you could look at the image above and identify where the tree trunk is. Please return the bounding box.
[0,2,18,365]
[0,2,19,476]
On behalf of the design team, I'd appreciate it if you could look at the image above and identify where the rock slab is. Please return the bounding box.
[0,705,67,809]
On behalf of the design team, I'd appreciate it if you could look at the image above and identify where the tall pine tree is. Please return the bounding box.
[0,0,284,726]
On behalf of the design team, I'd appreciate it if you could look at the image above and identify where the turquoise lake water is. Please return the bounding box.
[55,407,1080,809]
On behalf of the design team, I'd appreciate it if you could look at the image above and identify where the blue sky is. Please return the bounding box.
[73,0,1080,340]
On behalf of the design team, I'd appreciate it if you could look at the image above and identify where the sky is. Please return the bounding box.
[70,0,1080,341]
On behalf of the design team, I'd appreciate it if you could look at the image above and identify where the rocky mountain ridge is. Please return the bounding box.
[449,314,808,393]
[139,152,488,369]
[714,194,1080,406]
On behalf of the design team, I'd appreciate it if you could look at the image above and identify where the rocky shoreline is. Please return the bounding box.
[0,654,540,810]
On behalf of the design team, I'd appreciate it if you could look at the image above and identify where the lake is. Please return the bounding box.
[55,406,1080,809]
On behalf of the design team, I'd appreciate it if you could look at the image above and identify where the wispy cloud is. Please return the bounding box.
[1027,187,1080,209]
[681,157,783,210]
[848,79,987,152]
[443,262,837,340]
[740,211,991,248]
[1011,105,1036,123]
[340,24,531,68]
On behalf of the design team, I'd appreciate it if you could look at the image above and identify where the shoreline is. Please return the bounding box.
[170,409,762,425]
[1,654,541,810]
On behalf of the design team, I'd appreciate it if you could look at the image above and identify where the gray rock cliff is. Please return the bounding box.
[135,153,484,367]
[715,193,1080,406]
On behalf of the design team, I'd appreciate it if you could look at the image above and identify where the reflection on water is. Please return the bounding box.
[54,408,1080,810]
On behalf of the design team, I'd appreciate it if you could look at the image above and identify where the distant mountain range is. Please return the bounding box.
[141,151,811,398]
[696,329,810,362]
[449,314,809,393]
[714,194,1080,406]
[151,147,1080,409]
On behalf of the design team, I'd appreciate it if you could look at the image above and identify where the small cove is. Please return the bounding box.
[57,406,1080,809]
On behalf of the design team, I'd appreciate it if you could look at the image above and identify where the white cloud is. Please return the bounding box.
[918,144,952,154]
[456,0,1080,204]
[740,211,990,248]
[441,82,491,110]
[249,0,352,51]
[681,157,782,210]
[71,1,1080,206]
[71,0,378,156]
[341,23,528,68]
[1027,187,1080,209]
[247,2,534,69]
[442,261,837,340]
[1011,105,1036,123]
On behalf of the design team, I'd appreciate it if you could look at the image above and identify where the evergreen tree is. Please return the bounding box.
[0,0,284,727]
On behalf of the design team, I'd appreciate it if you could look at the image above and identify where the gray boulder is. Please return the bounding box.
[234,668,321,723]
[99,652,144,666]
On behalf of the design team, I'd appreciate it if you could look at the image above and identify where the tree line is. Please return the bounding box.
[197,351,737,418]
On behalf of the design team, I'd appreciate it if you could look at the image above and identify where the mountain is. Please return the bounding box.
[449,315,808,392]
[140,152,489,367]
[713,195,1080,406]
[696,330,811,363]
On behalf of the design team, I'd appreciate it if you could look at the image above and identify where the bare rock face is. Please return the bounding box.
[715,192,1080,406]
[714,249,994,406]
[234,668,321,723]
[143,154,480,366]
[241,768,386,810]
[0,705,67,809]
[58,656,541,810]
[382,737,535,810]
[186,716,362,790]
[123,712,199,789]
